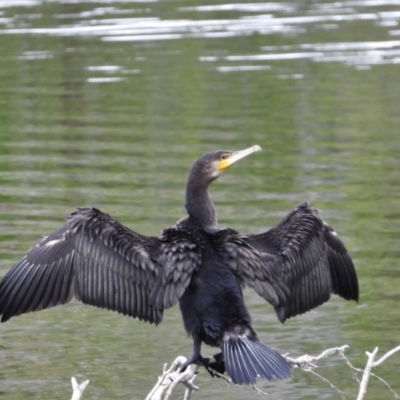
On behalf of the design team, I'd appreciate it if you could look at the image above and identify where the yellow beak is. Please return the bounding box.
[219,145,262,171]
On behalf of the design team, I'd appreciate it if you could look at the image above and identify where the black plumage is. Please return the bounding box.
[0,145,358,386]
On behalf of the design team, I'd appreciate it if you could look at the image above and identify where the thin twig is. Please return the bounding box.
[286,346,349,398]
[372,346,400,368]
[308,369,346,399]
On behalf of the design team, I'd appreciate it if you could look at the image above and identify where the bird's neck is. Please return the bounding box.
[185,180,217,230]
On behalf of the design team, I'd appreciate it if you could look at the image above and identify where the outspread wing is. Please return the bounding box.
[247,202,359,322]
[212,229,290,307]
[0,208,163,324]
[150,227,202,310]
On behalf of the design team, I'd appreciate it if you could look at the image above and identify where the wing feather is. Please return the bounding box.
[212,229,290,306]
[149,227,202,310]
[248,203,359,322]
[0,208,163,324]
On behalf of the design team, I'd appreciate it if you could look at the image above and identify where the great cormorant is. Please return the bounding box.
[0,145,358,386]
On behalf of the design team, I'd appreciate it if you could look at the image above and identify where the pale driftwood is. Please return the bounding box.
[355,346,400,400]
[286,345,348,399]
[70,377,89,400]
[145,348,351,400]
[145,356,200,400]
[67,345,400,399]
[286,345,350,369]
[146,345,400,400]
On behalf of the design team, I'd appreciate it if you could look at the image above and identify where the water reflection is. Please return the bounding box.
[1,0,400,69]
[202,39,400,70]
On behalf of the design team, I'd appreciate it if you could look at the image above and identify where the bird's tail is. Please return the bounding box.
[221,331,291,385]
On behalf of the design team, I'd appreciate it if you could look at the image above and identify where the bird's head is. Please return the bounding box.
[190,145,262,185]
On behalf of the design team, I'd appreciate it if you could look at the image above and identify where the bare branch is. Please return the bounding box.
[145,345,400,400]
[372,346,400,368]
[355,347,400,400]
[65,345,400,399]
[285,345,349,371]
[356,347,379,400]
[145,356,200,400]
[70,377,89,400]
[286,345,349,398]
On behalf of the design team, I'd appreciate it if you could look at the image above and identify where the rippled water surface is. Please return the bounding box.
[0,1,400,399]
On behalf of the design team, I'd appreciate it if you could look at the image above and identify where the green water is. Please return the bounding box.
[0,1,400,399]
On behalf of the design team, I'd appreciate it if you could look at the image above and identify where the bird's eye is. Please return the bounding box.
[221,154,230,160]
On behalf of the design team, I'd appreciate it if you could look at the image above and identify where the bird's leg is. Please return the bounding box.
[180,338,203,372]
[180,340,225,379]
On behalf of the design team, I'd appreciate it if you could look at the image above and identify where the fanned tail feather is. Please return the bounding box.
[222,336,291,385]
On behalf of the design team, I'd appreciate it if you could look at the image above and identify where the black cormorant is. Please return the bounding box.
[0,145,358,386]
